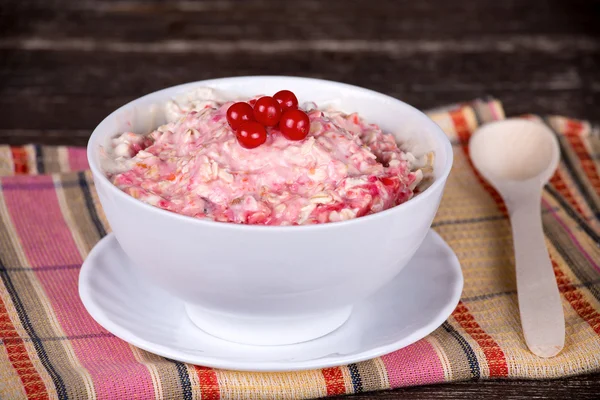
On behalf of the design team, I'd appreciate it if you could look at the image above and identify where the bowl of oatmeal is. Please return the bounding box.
[87,76,453,345]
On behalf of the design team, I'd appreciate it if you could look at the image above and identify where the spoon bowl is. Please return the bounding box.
[470,119,560,188]
[469,118,565,358]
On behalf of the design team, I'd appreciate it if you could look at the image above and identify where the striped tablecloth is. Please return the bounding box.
[1,99,599,399]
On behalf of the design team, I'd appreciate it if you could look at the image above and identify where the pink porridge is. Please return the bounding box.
[102,89,433,225]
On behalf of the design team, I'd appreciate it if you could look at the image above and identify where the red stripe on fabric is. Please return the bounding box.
[549,171,586,216]
[322,367,346,396]
[450,110,507,215]
[194,366,220,400]
[565,119,584,135]
[563,120,600,197]
[452,302,509,377]
[450,109,509,377]
[10,147,29,175]
[0,296,49,400]
[553,260,600,335]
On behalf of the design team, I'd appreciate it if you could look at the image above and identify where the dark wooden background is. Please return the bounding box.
[1,0,599,398]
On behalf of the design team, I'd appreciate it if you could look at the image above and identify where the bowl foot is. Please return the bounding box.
[184,304,353,346]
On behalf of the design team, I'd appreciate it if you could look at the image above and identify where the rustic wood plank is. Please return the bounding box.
[0,129,92,146]
[0,48,592,133]
[1,36,597,55]
[3,0,600,42]
[330,374,600,399]
[0,49,585,97]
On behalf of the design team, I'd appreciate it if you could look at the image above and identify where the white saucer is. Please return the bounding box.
[79,230,462,372]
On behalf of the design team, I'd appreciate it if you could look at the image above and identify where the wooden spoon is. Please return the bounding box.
[469,119,565,358]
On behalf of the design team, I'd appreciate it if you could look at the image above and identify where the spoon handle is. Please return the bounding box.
[508,193,565,358]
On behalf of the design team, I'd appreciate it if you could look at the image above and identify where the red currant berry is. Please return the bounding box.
[253,96,282,127]
[273,90,298,112]
[236,121,267,149]
[279,109,310,141]
[226,102,255,130]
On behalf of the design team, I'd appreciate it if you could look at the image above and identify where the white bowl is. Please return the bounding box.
[87,76,453,346]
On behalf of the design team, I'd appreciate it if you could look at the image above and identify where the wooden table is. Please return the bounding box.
[1,0,599,398]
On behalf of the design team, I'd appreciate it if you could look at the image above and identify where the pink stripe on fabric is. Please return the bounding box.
[542,198,600,273]
[381,339,445,387]
[489,102,501,120]
[67,147,89,171]
[2,175,156,400]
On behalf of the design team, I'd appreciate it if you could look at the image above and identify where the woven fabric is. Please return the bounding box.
[1,99,599,400]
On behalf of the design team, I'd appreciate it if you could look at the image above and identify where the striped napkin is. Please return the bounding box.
[1,99,599,400]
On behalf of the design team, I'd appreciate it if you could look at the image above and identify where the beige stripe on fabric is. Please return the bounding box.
[54,174,103,255]
[429,113,460,142]
[429,327,474,381]
[426,335,453,381]
[41,146,64,175]
[445,317,491,379]
[0,146,14,175]
[23,145,39,174]
[130,347,188,400]
[130,347,164,400]
[0,191,95,399]
[56,147,72,174]
[53,175,94,258]
[429,106,479,142]
[338,366,354,394]
[215,370,328,400]
[354,358,390,393]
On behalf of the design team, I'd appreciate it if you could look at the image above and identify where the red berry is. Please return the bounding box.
[227,102,255,130]
[253,96,282,127]
[273,90,298,112]
[279,109,310,141]
[236,121,267,149]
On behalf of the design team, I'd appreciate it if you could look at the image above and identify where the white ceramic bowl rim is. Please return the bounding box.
[87,76,453,231]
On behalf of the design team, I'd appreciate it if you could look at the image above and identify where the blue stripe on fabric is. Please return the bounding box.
[442,322,480,379]
[77,172,107,237]
[347,363,363,393]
